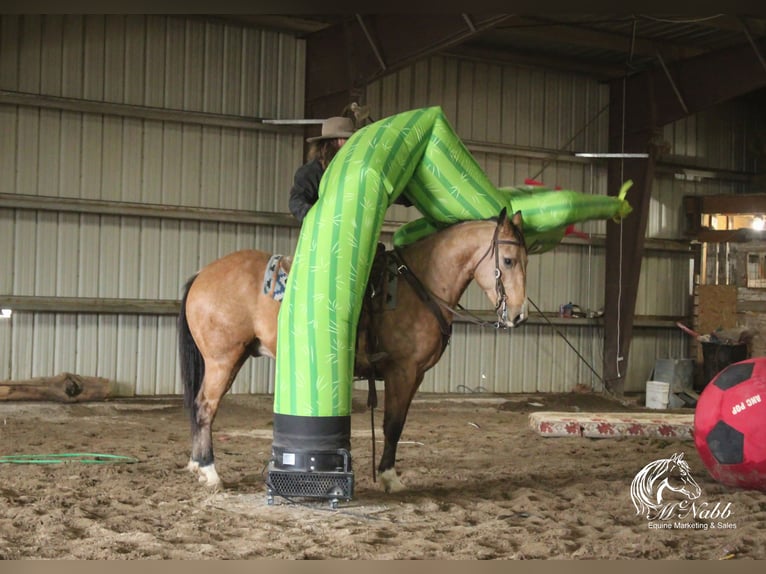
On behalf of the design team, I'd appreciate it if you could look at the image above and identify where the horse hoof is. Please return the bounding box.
[188,460,222,489]
[380,468,406,493]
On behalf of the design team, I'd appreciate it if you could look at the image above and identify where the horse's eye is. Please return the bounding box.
[504,257,516,268]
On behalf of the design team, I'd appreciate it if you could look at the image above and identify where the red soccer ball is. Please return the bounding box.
[694,358,766,491]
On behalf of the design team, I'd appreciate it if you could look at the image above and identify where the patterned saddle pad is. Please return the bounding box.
[262,254,289,301]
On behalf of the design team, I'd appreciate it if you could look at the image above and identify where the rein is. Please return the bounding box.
[390,248,453,351]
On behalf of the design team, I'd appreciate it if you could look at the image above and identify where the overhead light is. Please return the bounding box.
[261,119,325,125]
[752,216,765,231]
[574,152,649,158]
[0,308,11,319]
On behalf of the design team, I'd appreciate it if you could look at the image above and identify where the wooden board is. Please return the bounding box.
[0,373,112,402]
[696,284,737,334]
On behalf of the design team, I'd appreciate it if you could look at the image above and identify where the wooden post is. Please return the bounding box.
[603,76,660,395]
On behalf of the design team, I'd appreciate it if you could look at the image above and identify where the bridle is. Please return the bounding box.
[471,218,527,327]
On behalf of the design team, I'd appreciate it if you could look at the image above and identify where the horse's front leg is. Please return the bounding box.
[378,369,423,493]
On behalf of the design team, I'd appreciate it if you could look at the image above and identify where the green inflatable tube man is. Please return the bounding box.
[269,106,631,491]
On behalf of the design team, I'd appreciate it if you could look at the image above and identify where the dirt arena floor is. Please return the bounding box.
[0,390,764,560]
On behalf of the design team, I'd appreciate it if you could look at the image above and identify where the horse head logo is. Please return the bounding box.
[630,452,702,520]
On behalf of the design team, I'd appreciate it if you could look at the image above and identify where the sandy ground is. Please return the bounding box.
[0,390,764,560]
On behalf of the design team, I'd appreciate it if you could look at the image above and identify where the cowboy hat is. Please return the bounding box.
[306,116,356,142]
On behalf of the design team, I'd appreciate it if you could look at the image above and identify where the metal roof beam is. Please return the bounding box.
[623,34,766,134]
[304,14,512,118]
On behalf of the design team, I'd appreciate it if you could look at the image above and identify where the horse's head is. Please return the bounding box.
[661,452,702,502]
[474,207,528,328]
[631,452,702,517]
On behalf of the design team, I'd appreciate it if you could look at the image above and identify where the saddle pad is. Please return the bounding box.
[263,254,288,301]
[528,411,694,440]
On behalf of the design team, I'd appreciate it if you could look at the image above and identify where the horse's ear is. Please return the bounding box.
[511,210,523,229]
[498,207,508,225]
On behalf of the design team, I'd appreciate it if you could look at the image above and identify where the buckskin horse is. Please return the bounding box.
[178,208,528,492]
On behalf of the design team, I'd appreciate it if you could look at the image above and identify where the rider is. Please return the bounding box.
[289,116,355,224]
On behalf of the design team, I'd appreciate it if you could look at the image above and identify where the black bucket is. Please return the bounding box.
[700,341,749,390]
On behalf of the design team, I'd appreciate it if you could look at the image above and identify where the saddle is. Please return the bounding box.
[356,243,452,377]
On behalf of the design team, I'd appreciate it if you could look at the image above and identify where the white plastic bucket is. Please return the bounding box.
[645,380,670,410]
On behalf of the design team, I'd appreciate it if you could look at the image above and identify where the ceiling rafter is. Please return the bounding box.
[304,14,513,118]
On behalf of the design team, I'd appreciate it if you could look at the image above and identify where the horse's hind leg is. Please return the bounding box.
[188,358,243,488]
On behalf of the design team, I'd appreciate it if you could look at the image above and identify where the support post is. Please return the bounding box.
[603,77,660,395]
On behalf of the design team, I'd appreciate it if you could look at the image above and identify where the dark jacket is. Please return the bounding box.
[289,157,413,224]
[289,158,324,223]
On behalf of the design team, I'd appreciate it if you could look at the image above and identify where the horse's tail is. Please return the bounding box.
[178,275,204,425]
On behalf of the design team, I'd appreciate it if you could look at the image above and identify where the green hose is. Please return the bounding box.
[0,453,138,464]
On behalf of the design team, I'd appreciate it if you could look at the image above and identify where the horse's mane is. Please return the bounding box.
[410,212,525,250]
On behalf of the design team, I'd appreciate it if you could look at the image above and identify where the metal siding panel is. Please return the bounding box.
[76,314,98,376]
[0,15,20,89]
[139,218,161,299]
[34,313,56,377]
[158,221,181,299]
[219,128,240,210]
[200,126,221,208]
[124,15,146,106]
[83,15,105,100]
[161,123,183,204]
[178,220,201,286]
[154,316,177,395]
[97,315,119,381]
[34,212,56,296]
[164,17,185,109]
[183,18,205,110]
[98,215,121,297]
[135,316,157,395]
[103,16,125,103]
[118,218,140,297]
[240,27,262,117]
[203,20,224,114]
[254,132,276,212]
[55,212,78,295]
[13,211,35,294]
[18,16,42,93]
[456,60,474,137]
[38,109,61,195]
[222,25,243,116]
[100,117,122,201]
[121,118,142,201]
[0,319,10,379]
[180,124,202,206]
[0,105,16,194]
[0,210,13,293]
[144,16,166,108]
[60,111,82,198]
[40,16,63,95]
[81,115,103,199]
[411,59,429,109]
[258,30,280,117]
[115,316,138,395]
[61,15,84,99]
[142,121,163,203]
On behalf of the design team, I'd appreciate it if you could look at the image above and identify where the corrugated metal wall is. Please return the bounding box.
[0,15,304,394]
[1,16,759,396]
